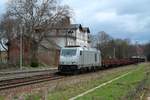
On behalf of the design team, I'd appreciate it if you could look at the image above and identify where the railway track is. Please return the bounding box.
[0,73,64,91]
[0,63,143,91]
[0,68,57,77]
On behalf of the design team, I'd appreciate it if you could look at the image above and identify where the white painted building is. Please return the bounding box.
[47,24,91,48]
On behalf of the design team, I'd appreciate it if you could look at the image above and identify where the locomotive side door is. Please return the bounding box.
[79,50,84,67]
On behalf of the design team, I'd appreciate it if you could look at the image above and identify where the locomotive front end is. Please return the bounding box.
[59,48,79,73]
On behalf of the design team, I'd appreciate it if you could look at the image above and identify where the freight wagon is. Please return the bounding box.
[58,46,145,74]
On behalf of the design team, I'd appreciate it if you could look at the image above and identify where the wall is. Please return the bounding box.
[9,38,60,67]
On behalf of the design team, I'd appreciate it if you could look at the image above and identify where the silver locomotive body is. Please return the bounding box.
[58,46,102,73]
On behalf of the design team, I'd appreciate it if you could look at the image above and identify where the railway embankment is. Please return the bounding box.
[52,63,149,100]
[128,64,150,100]
[48,63,150,100]
[71,63,149,100]
[0,63,149,100]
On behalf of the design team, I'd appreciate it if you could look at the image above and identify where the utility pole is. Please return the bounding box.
[113,47,116,59]
[20,25,23,70]
[135,41,139,63]
[66,31,67,46]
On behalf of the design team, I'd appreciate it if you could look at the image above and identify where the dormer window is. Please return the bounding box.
[68,30,74,34]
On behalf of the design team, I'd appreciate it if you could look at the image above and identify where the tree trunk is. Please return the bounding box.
[0,50,2,62]
[30,41,39,64]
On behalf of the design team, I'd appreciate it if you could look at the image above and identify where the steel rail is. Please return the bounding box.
[0,74,63,91]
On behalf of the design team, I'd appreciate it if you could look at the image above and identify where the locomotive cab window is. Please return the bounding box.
[61,49,77,56]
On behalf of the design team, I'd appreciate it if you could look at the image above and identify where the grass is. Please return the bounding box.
[144,73,150,99]
[77,65,146,100]
[133,65,150,100]
[47,63,149,100]
[25,94,41,100]
[0,96,4,100]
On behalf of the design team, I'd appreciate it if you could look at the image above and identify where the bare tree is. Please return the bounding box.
[144,42,150,61]
[0,12,19,62]
[6,0,71,64]
[94,31,113,59]
[92,31,138,59]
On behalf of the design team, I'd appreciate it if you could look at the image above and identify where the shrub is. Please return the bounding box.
[30,62,39,67]
[147,54,150,61]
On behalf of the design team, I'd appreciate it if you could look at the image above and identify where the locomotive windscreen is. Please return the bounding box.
[61,49,77,56]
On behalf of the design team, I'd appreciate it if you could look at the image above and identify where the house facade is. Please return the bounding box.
[9,37,60,67]
[48,24,91,48]
[8,17,92,67]
[0,51,7,63]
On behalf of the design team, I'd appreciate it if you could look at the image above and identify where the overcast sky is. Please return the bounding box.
[63,0,150,43]
[0,0,150,43]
